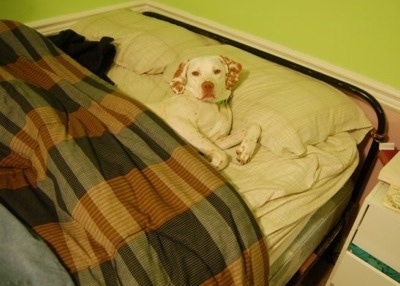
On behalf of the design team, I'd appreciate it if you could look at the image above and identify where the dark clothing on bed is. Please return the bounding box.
[48,29,115,84]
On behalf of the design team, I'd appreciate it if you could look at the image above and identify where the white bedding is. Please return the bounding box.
[71,9,372,263]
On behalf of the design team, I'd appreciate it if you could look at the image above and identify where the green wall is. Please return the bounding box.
[0,0,132,23]
[1,0,399,90]
[156,0,400,90]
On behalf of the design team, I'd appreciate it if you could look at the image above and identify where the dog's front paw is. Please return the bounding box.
[236,123,261,165]
[210,150,229,170]
[236,138,257,165]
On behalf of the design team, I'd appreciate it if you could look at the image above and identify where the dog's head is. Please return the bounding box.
[170,55,242,103]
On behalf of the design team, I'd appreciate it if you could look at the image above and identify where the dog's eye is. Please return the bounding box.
[214,69,221,75]
[191,71,200,76]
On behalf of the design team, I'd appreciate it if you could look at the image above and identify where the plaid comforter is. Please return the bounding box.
[0,20,268,285]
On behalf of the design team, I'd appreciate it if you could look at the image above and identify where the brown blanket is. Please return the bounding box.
[0,20,268,285]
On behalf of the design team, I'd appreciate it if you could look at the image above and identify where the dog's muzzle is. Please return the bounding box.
[201,81,215,99]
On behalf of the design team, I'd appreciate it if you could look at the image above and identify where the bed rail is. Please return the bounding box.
[143,11,387,284]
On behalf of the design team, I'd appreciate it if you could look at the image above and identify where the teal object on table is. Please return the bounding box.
[349,243,400,283]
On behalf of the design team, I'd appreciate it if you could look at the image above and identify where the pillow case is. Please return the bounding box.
[164,45,372,157]
[71,9,218,74]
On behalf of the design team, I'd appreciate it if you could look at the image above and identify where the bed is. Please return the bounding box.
[0,8,386,286]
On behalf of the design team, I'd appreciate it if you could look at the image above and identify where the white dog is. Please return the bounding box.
[150,55,261,170]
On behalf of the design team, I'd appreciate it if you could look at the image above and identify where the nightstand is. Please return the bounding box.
[379,149,399,165]
[327,181,400,285]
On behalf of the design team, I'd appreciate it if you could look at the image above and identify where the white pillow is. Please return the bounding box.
[72,9,218,74]
[164,45,372,157]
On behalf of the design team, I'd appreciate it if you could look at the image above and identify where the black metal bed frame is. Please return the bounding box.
[143,11,387,284]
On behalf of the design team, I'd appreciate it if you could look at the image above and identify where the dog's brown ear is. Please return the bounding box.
[219,55,242,90]
[170,60,189,94]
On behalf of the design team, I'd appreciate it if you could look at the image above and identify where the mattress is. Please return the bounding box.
[269,179,353,285]
[104,64,360,261]
[69,9,372,265]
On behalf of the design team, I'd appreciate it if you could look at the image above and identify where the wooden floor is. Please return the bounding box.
[294,247,340,286]
[301,254,335,285]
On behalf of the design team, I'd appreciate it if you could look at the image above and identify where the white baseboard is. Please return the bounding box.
[28,0,400,112]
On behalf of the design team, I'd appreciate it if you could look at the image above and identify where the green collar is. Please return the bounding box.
[215,99,229,105]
